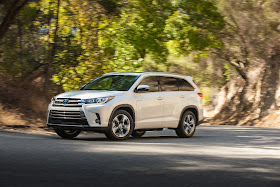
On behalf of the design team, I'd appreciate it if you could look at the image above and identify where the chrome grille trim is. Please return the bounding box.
[53,98,82,107]
[48,110,89,126]
[49,110,85,120]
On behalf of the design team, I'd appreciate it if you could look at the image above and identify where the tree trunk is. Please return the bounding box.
[17,17,25,73]
[0,0,30,40]
[44,0,60,92]
[210,51,280,126]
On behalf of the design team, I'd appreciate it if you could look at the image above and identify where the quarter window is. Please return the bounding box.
[138,76,159,92]
[159,77,179,91]
[178,78,194,91]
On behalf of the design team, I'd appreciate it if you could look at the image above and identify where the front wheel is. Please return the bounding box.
[54,128,81,139]
[175,110,197,138]
[105,110,134,140]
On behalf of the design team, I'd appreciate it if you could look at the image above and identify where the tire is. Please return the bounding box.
[105,110,134,140]
[54,128,81,139]
[131,130,146,138]
[175,110,197,138]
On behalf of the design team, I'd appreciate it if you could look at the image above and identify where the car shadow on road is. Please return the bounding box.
[69,135,204,142]
[70,136,177,142]
[48,125,280,148]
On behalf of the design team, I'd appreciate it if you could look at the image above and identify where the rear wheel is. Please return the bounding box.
[105,110,134,140]
[131,130,146,138]
[54,128,81,139]
[175,110,196,138]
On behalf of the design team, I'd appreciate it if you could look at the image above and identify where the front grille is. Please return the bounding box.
[48,110,88,126]
[53,98,82,107]
[49,110,84,119]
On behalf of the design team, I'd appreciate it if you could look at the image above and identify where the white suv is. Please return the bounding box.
[47,72,204,140]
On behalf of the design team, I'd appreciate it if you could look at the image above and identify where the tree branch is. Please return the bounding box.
[0,0,30,40]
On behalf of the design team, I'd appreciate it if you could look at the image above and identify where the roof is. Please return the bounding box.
[104,72,193,80]
[103,72,145,76]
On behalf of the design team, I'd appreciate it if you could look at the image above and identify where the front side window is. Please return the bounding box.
[138,76,159,92]
[82,75,140,91]
[159,76,179,91]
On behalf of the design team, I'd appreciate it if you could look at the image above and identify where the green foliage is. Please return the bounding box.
[51,0,225,91]
[0,0,225,92]
[199,87,212,105]
[164,0,224,55]
[142,54,226,104]
[223,63,231,82]
[0,1,44,77]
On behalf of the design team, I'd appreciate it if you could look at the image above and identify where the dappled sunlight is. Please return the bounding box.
[0,104,27,126]
[72,126,280,183]
[1,126,280,186]
[167,158,280,181]
[78,141,280,159]
[73,127,280,182]
[74,125,280,148]
[73,125,280,184]
[169,163,276,174]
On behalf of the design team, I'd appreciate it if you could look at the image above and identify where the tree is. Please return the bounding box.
[209,0,280,125]
[0,0,30,40]
[51,0,225,91]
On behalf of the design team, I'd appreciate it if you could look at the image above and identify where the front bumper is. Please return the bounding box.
[47,123,108,132]
[47,102,114,129]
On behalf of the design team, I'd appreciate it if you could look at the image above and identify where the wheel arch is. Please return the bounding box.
[110,104,135,122]
[178,105,199,127]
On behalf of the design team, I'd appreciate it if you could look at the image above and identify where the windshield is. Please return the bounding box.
[82,75,140,91]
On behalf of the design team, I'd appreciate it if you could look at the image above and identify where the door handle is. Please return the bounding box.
[157,97,163,100]
[180,95,185,98]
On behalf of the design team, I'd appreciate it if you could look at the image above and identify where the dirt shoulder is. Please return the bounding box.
[1,111,279,136]
[0,122,55,135]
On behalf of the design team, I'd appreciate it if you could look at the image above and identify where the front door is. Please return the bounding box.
[135,76,163,129]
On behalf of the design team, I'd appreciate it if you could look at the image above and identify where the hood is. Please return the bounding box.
[55,90,124,99]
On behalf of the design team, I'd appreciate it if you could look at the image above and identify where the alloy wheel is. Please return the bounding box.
[112,114,131,138]
[184,114,195,135]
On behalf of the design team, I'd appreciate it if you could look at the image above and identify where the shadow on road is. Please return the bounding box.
[74,135,180,141]
[0,125,280,186]
[48,125,280,149]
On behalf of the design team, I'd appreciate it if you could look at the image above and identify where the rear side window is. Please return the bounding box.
[159,76,179,91]
[178,78,194,91]
[139,76,159,92]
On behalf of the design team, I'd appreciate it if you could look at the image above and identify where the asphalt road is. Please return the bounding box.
[0,125,280,187]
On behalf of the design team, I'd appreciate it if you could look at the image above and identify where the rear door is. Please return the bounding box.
[135,76,164,129]
[158,76,181,127]
[177,78,195,101]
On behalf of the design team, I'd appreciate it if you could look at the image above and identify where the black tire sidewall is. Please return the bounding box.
[131,130,146,138]
[54,128,81,139]
[176,110,197,138]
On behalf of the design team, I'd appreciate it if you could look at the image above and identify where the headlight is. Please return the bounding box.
[51,97,56,103]
[81,96,115,104]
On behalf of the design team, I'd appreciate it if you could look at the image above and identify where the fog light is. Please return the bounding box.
[95,113,100,124]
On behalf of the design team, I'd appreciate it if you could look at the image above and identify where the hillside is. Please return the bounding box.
[0,76,51,133]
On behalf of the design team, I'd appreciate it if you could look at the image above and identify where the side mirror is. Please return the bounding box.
[136,85,150,92]
[80,84,87,90]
